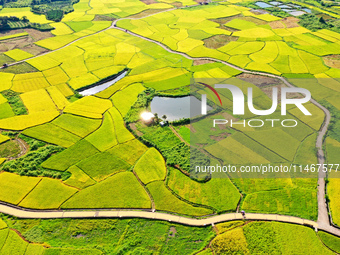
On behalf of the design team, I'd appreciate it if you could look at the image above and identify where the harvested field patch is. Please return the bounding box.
[204,35,237,49]
[269,21,285,29]
[281,17,299,28]
[323,55,340,69]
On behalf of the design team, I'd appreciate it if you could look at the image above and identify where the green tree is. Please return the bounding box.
[21,16,28,22]
[319,16,326,24]
[154,113,160,124]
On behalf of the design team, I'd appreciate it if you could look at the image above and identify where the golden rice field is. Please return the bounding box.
[0,0,339,226]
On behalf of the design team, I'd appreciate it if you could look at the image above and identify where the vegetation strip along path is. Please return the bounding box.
[0,4,335,236]
[0,202,323,228]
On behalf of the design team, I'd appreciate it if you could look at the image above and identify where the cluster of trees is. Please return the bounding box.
[0,0,72,6]
[0,16,29,22]
[30,0,79,22]
[31,6,64,21]
[0,0,19,5]
[299,13,340,32]
[0,19,9,30]
[31,0,71,4]
[45,9,63,22]
[0,16,29,30]
[299,14,328,31]
[0,15,53,31]
[153,113,167,124]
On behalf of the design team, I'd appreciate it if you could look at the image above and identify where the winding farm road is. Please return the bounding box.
[0,201,340,236]
[0,5,337,237]
[0,202,322,228]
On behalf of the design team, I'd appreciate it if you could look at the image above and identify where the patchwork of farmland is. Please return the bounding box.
[0,0,339,237]
[116,3,340,110]
[1,215,339,254]
[208,221,335,254]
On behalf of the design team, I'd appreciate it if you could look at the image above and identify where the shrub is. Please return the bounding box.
[46,10,64,22]
[1,90,27,115]
[1,145,66,179]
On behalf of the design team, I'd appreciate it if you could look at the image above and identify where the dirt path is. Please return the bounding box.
[0,5,334,235]
[314,101,331,229]
[169,126,189,146]
[0,202,336,233]
[15,138,29,158]
[6,138,29,160]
